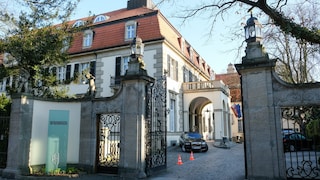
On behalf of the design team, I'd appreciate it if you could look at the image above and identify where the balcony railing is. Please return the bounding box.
[182,80,229,94]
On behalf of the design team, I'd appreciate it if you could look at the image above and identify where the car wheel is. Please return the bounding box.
[181,145,186,152]
[203,145,208,152]
[289,145,295,152]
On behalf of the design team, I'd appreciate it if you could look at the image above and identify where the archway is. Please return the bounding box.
[188,97,214,140]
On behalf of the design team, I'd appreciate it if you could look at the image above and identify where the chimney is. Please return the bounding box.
[127,0,155,10]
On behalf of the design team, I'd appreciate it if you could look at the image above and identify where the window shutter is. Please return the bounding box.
[66,65,71,80]
[74,63,79,79]
[90,61,96,77]
[74,64,79,74]
[115,57,121,85]
[189,70,192,82]
[51,67,57,76]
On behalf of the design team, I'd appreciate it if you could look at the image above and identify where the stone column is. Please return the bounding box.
[119,40,154,179]
[235,41,286,179]
[2,94,34,179]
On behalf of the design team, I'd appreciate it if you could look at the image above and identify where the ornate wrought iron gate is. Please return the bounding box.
[97,113,120,174]
[145,75,167,175]
[0,115,9,168]
[282,106,320,179]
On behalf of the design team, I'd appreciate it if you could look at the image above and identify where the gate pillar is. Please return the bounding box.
[235,16,286,180]
[119,37,154,179]
[2,95,33,179]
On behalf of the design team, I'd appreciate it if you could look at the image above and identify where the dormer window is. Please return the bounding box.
[93,15,109,23]
[125,21,137,40]
[180,37,185,53]
[189,47,194,61]
[72,20,84,28]
[83,30,94,48]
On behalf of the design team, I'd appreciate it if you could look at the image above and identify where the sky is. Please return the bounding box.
[71,0,247,74]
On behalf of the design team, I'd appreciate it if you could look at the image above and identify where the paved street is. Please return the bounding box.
[147,141,245,180]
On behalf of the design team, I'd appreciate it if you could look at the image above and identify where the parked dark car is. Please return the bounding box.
[283,132,314,152]
[179,132,208,152]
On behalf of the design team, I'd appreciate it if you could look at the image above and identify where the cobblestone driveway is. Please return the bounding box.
[148,141,245,180]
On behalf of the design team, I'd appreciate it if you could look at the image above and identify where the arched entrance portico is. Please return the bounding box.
[182,81,231,142]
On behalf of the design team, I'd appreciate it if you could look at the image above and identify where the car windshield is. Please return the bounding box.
[186,133,202,139]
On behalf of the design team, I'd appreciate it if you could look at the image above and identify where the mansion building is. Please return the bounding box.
[0,0,236,145]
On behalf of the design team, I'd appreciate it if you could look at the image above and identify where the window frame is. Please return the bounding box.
[169,98,176,132]
[93,15,108,23]
[57,66,66,82]
[125,21,137,40]
[83,30,94,48]
[72,20,84,28]
[167,55,179,81]
[121,56,130,76]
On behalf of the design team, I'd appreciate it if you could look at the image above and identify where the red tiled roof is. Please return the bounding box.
[67,6,212,76]
[68,7,163,54]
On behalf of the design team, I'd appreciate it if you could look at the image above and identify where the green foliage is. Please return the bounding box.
[306,119,320,137]
[67,167,79,174]
[0,65,9,80]
[0,94,11,112]
[305,107,320,137]
[0,0,81,98]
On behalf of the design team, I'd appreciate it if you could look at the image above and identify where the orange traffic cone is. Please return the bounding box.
[177,154,183,165]
[189,151,195,161]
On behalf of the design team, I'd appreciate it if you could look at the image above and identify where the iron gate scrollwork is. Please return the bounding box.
[282,106,320,179]
[145,75,167,175]
[97,113,120,174]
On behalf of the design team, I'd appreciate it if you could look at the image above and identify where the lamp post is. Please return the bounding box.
[126,36,147,75]
[240,13,269,64]
[130,36,144,58]
[244,13,262,43]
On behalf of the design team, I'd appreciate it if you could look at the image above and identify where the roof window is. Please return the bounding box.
[93,15,109,23]
[72,20,84,27]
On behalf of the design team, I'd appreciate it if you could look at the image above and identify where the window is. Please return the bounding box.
[83,30,93,48]
[61,37,71,52]
[0,77,7,91]
[189,70,193,82]
[180,37,185,53]
[189,47,194,61]
[114,56,130,85]
[57,66,66,82]
[183,67,188,82]
[167,55,178,81]
[72,20,84,28]
[66,65,71,81]
[121,56,130,75]
[93,15,109,23]
[169,99,176,132]
[80,62,90,84]
[74,62,90,84]
[125,21,137,40]
[72,61,95,84]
